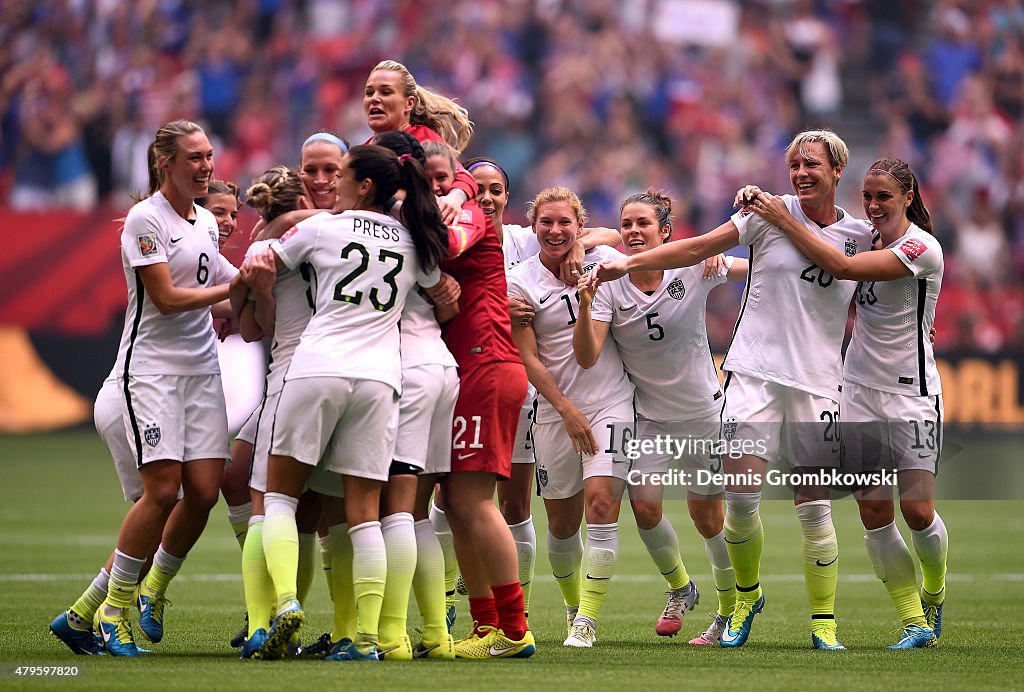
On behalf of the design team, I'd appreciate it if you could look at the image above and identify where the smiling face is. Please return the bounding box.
[364,69,415,134]
[333,155,369,213]
[425,153,455,196]
[203,191,239,247]
[788,140,841,208]
[533,199,581,261]
[863,172,911,239]
[300,140,345,210]
[619,201,669,256]
[161,131,214,203]
[471,164,508,227]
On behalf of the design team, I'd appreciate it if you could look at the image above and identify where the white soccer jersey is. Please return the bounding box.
[502,224,540,271]
[273,210,440,393]
[399,289,457,369]
[246,238,315,395]
[844,225,943,396]
[723,194,873,399]
[116,192,238,377]
[592,264,730,420]
[506,246,633,424]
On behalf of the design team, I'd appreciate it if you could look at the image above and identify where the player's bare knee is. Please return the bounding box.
[900,500,935,531]
[499,499,530,524]
[858,499,894,530]
[630,500,661,530]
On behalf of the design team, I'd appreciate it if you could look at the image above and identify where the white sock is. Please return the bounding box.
[508,516,536,613]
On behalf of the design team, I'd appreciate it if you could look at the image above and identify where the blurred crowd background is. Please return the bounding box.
[2,0,1022,353]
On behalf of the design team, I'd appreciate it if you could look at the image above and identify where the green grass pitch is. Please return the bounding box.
[1,430,1022,690]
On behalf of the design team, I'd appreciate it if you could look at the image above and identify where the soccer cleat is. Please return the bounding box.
[446,605,457,633]
[50,611,105,656]
[656,581,700,637]
[324,638,381,661]
[137,590,169,643]
[256,600,304,661]
[810,621,847,651]
[719,594,765,648]
[486,628,535,658]
[240,628,268,659]
[922,598,944,639]
[413,633,455,660]
[455,574,468,596]
[97,608,140,657]
[379,633,413,661]
[888,625,937,650]
[453,626,493,659]
[563,620,596,648]
[565,606,579,637]
[229,613,249,648]
[296,632,333,658]
[688,613,728,646]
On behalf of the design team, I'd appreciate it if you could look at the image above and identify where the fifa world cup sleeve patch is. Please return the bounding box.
[138,233,159,257]
[280,226,300,243]
[899,239,927,261]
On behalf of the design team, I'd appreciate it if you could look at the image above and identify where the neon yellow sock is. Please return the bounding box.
[865,522,925,627]
[296,532,316,609]
[242,518,275,636]
[350,522,387,650]
[231,520,249,550]
[796,501,838,617]
[911,513,948,601]
[330,524,356,642]
[378,513,416,644]
[725,492,764,602]
[548,530,583,608]
[263,495,300,611]
[578,523,617,621]
[638,517,690,590]
[412,519,448,642]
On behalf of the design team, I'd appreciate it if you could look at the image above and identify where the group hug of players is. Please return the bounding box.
[49,60,948,662]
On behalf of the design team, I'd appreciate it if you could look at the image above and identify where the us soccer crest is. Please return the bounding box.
[538,465,549,488]
[844,238,857,257]
[144,423,161,448]
[667,278,686,300]
[722,417,737,441]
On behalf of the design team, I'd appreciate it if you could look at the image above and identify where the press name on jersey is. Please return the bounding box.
[624,435,768,461]
[353,217,401,242]
[627,468,898,488]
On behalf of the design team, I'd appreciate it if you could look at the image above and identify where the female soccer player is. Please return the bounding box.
[573,188,747,644]
[50,172,242,657]
[96,120,239,656]
[228,165,319,658]
[507,187,634,649]
[414,140,535,660]
[743,158,946,649]
[363,59,476,224]
[590,130,874,650]
[256,145,449,662]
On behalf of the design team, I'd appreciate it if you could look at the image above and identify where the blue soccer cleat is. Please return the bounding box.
[97,608,140,657]
[255,601,304,661]
[50,611,105,656]
[240,628,269,659]
[720,594,765,648]
[446,605,457,633]
[324,638,381,661]
[922,597,944,639]
[137,590,169,643]
[888,624,937,649]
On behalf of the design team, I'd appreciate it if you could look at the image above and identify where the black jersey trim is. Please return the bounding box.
[916,278,928,396]
[723,245,754,360]
[123,270,146,468]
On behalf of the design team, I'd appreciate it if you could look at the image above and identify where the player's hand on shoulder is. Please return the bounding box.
[509,295,534,327]
[559,242,586,286]
[703,253,728,279]
[733,185,764,209]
